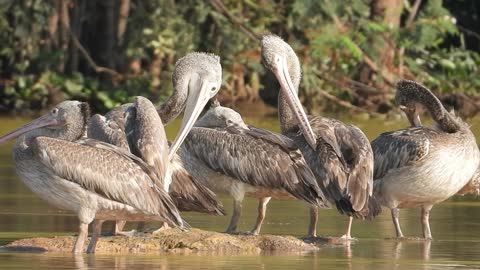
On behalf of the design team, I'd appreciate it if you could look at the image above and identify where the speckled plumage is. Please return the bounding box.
[371,80,480,239]
[88,97,225,215]
[87,53,224,218]
[4,101,183,253]
[285,116,378,218]
[260,35,378,238]
[180,102,324,234]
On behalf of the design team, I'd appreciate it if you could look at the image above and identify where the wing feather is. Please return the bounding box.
[87,113,130,151]
[371,127,431,180]
[183,126,325,206]
[168,152,226,215]
[32,137,183,227]
[290,116,378,218]
[129,97,169,187]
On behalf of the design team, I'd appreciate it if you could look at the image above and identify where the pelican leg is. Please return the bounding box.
[421,205,433,240]
[340,216,354,240]
[153,222,170,234]
[225,199,243,234]
[110,220,136,237]
[391,208,404,238]
[87,220,104,254]
[307,205,319,237]
[73,222,89,253]
[249,197,271,235]
[113,220,125,234]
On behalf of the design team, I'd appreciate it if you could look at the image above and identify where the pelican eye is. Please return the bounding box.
[51,108,59,115]
[211,86,217,92]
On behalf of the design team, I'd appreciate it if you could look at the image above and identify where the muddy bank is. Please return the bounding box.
[1,228,326,254]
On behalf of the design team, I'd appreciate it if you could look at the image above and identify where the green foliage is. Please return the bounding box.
[0,0,478,115]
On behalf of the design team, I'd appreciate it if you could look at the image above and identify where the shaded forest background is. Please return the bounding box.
[1,0,480,117]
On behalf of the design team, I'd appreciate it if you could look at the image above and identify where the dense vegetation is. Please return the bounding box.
[0,0,479,116]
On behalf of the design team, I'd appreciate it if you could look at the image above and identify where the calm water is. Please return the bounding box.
[1,114,480,269]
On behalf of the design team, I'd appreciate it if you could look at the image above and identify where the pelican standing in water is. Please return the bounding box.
[398,93,480,197]
[260,35,380,239]
[371,80,480,239]
[88,53,225,234]
[180,101,326,235]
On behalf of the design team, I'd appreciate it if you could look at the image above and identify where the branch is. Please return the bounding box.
[405,0,422,27]
[316,87,383,117]
[66,26,122,79]
[360,52,395,85]
[311,69,383,115]
[208,0,260,41]
[457,25,480,41]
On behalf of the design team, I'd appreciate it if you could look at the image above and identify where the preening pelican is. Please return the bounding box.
[260,35,380,239]
[371,80,480,239]
[87,53,225,234]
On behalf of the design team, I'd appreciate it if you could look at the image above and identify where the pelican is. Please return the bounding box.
[260,35,379,239]
[396,90,480,197]
[371,80,480,239]
[0,99,186,253]
[180,100,326,235]
[87,53,225,234]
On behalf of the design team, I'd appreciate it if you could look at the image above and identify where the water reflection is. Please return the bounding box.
[1,115,480,269]
[2,238,480,269]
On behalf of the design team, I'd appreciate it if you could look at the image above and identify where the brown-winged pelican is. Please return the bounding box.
[87,53,225,234]
[371,80,480,239]
[0,99,187,253]
[260,35,379,239]
[180,100,326,234]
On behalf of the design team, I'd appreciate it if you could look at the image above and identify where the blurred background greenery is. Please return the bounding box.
[0,0,479,117]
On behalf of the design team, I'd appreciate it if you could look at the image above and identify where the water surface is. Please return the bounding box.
[1,114,480,269]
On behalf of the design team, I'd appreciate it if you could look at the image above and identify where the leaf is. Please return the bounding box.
[64,79,83,95]
[439,59,456,70]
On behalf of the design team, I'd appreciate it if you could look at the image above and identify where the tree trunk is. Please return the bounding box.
[358,0,403,85]
[117,0,130,46]
[67,0,86,74]
[57,0,71,73]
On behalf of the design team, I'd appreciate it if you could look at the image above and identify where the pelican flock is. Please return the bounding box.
[0,36,479,254]
[87,53,225,235]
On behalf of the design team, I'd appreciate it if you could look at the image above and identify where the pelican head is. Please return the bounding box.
[261,35,316,148]
[194,100,248,129]
[0,101,90,144]
[399,103,422,128]
[396,80,446,128]
[168,52,222,160]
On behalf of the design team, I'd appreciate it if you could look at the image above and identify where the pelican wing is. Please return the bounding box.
[129,97,169,187]
[183,126,325,206]
[334,123,379,218]
[371,127,431,180]
[290,116,377,217]
[168,152,226,215]
[32,137,183,227]
[87,105,131,151]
